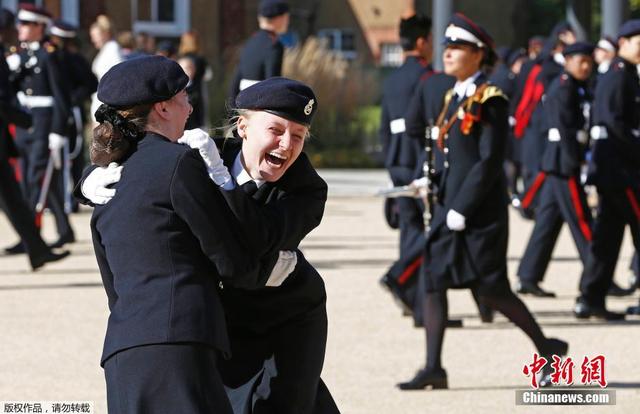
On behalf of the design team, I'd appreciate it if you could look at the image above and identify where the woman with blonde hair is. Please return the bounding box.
[89,14,123,123]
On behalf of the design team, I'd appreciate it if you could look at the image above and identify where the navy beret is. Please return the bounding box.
[550,21,573,39]
[399,14,432,50]
[259,0,289,18]
[0,8,14,30]
[50,19,77,38]
[563,41,594,57]
[596,36,617,52]
[97,55,189,109]
[507,48,527,66]
[618,19,640,39]
[236,77,317,126]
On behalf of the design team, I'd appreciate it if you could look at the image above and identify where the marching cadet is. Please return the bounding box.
[516,42,595,297]
[398,14,567,390]
[512,22,576,216]
[6,4,74,252]
[48,19,98,204]
[227,0,289,105]
[0,8,69,269]
[576,20,640,320]
[378,13,434,314]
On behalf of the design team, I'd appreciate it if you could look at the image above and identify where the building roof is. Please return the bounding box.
[347,0,404,60]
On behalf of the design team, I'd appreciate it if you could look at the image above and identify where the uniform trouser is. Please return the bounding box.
[396,197,425,256]
[221,304,336,414]
[579,187,640,307]
[103,343,232,414]
[518,175,592,283]
[15,115,73,238]
[0,159,50,262]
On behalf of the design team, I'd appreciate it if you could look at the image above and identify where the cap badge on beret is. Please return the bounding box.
[304,99,315,116]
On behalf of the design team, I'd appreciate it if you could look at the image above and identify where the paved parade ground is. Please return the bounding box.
[1,170,639,413]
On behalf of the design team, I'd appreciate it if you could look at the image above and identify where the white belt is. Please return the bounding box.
[590,125,608,140]
[389,118,406,134]
[239,79,260,91]
[548,128,561,142]
[17,91,54,108]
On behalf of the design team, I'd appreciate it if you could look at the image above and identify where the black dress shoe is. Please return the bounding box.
[397,368,448,390]
[538,338,569,387]
[30,250,70,271]
[516,281,556,298]
[50,232,76,249]
[607,282,634,297]
[574,300,625,320]
[4,241,26,255]
[626,304,640,315]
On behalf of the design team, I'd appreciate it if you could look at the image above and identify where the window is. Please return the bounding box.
[132,0,190,37]
[380,43,403,67]
[317,29,357,60]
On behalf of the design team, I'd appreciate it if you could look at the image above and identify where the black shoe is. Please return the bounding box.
[539,338,569,387]
[397,368,448,390]
[478,304,494,323]
[627,304,640,315]
[607,282,634,297]
[4,241,26,255]
[30,250,70,271]
[574,299,625,320]
[446,319,463,328]
[50,232,76,249]
[516,281,556,298]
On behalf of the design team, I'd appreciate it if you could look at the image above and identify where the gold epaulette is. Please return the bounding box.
[478,85,507,103]
[9,46,17,53]
[44,42,56,53]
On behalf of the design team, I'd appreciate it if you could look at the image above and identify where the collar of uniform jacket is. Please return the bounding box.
[453,70,482,100]
[231,151,265,188]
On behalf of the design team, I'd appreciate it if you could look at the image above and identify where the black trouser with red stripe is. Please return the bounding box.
[518,174,592,284]
[579,186,640,307]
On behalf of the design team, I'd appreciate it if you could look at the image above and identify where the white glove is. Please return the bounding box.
[410,176,429,198]
[446,209,466,231]
[81,162,123,205]
[48,133,67,169]
[6,54,20,71]
[178,128,232,188]
[265,250,297,287]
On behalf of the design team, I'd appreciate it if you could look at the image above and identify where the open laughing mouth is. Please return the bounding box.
[265,151,288,168]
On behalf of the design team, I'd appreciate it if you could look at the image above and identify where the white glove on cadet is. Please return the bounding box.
[48,133,67,169]
[410,176,429,197]
[178,128,232,188]
[81,162,123,205]
[446,209,466,231]
[265,250,298,287]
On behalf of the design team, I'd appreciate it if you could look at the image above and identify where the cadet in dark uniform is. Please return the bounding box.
[79,77,339,413]
[87,56,273,413]
[0,8,69,270]
[398,14,567,390]
[378,13,433,315]
[8,5,74,250]
[227,0,289,105]
[576,20,640,320]
[49,19,98,205]
[516,43,595,297]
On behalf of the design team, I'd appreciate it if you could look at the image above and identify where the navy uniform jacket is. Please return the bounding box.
[91,133,267,365]
[228,30,284,104]
[426,75,510,291]
[216,138,329,333]
[489,63,516,98]
[0,44,22,160]
[541,72,589,177]
[57,49,97,108]
[405,72,457,183]
[588,56,640,189]
[9,41,70,136]
[380,57,433,185]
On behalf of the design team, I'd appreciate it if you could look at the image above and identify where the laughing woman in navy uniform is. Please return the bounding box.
[227,0,289,105]
[398,14,568,390]
[86,56,277,413]
[80,77,339,413]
